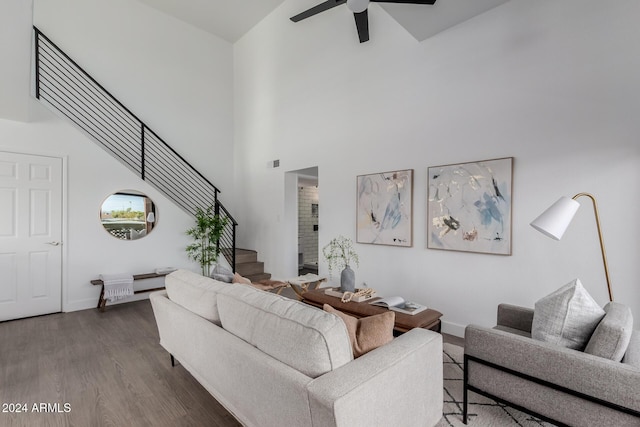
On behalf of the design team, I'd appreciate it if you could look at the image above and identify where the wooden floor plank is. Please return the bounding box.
[0,301,240,427]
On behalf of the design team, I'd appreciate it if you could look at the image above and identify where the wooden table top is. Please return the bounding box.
[301,288,443,333]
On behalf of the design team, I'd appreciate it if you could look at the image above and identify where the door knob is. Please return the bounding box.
[46,241,61,246]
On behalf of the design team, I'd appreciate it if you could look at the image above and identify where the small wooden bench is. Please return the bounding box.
[91,272,170,312]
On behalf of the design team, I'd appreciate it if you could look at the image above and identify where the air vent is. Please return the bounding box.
[267,159,280,168]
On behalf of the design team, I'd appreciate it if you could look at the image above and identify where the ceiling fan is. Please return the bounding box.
[290,0,437,43]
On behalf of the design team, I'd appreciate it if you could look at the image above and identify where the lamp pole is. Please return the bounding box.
[572,193,613,302]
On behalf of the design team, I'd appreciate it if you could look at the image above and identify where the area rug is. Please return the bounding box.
[437,343,553,427]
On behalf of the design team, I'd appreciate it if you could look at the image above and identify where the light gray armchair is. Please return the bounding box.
[464,303,640,426]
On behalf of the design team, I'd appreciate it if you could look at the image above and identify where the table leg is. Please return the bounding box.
[290,279,327,300]
[290,283,308,300]
[310,279,327,290]
[97,285,106,312]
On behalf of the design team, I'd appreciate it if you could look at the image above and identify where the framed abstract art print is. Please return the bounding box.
[427,157,513,255]
[356,169,413,247]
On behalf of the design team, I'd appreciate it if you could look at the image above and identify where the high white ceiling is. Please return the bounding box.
[135,0,287,43]
[135,0,509,43]
[379,0,509,41]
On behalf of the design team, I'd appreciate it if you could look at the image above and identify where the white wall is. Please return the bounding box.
[0,106,196,311]
[0,0,33,121]
[2,0,638,330]
[234,0,640,334]
[0,0,235,312]
[33,0,235,203]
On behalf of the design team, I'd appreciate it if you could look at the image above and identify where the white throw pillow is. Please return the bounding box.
[532,279,605,350]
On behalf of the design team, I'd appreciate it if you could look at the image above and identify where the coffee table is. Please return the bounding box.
[301,288,443,333]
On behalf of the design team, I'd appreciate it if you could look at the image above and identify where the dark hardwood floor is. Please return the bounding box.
[443,332,465,347]
[0,301,240,427]
[0,299,464,427]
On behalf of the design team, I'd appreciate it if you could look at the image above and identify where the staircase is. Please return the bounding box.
[33,27,239,270]
[234,249,272,282]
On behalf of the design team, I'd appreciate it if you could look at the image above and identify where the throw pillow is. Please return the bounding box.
[232,272,252,285]
[323,304,395,357]
[211,264,234,283]
[532,278,605,350]
[585,302,634,362]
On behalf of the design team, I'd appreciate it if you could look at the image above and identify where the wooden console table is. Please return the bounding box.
[91,272,170,312]
[301,288,443,333]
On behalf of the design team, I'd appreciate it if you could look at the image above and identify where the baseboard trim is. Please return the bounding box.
[65,293,152,313]
[441,320,465,338]
[65,298,98,313]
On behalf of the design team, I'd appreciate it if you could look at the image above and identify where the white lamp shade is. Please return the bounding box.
[347,0,369,13]
[530,196,580,240]
[146,212,155,223]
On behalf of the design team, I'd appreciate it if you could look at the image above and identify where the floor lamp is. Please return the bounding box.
[530,192,613,302]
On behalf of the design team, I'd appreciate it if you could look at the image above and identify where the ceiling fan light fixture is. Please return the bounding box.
[347,0,369,13]
[291,0,436,43]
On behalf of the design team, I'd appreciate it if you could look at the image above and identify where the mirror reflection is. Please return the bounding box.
[100,191,156,240]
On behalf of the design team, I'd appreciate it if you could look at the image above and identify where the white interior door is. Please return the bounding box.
[0,151,63,321]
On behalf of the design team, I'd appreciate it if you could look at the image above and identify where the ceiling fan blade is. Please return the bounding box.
[371,0,436,4]
[290,0,347,22]
[353,10,369,43]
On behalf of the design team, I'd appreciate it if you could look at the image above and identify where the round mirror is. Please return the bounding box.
[100,191,157,240]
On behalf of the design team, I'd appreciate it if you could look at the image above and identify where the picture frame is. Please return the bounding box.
[356,169,413,247]
[427,157,513,255]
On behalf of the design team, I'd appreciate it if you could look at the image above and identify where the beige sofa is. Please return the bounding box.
[150,269,443,427]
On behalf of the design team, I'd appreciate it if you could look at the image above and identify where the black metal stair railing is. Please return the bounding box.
[33,26,237,271]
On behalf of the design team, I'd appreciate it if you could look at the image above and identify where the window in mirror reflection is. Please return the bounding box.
[100,191,156,240]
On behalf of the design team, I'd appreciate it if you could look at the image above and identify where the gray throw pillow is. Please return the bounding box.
[584,302,633,362]
[211,264,234,283]
[532,279,605,350]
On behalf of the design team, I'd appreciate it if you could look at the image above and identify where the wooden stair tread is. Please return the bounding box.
[230,248,272,283]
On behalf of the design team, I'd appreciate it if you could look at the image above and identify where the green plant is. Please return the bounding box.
[185,205,228,276]
[322,235,359,276]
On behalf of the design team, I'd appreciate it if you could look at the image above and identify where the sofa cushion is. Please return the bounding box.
[323,304,395,357]
[532,279,605,350]
[165,269,229,325]
[493,325,532,338]
[217,284,353,378]
[584,302,633,362]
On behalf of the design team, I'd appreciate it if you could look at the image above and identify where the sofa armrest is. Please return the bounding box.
[149,290,185,357]
[623,331,640,368]
[306,328,443,427]
[496,304,533,333]
[465,324,640,412]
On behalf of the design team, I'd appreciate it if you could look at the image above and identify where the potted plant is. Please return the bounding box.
[322,235,359,293]
[185,205,228,276]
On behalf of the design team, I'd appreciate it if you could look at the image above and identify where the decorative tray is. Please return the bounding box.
[324,287,377,302]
